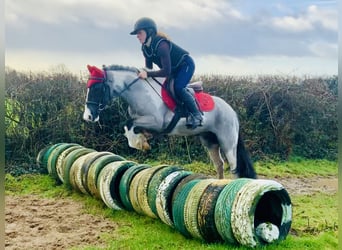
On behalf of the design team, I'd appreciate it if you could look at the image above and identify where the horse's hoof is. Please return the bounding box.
[142,141,151,151]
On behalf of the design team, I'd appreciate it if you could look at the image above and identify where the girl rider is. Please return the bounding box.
[130,17,203,129]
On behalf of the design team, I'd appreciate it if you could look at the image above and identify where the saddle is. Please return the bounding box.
[161,80,215,112]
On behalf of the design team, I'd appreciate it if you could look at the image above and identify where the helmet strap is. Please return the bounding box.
[144,36,152,47]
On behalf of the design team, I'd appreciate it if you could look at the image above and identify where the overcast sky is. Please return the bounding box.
[5,0,338,76]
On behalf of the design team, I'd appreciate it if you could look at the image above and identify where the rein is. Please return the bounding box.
[115,68,162,98]
[116,77,140,96]
[145,78,163,99]
[115,74,162,100]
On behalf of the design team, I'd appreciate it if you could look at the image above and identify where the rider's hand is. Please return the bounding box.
[138,70,148,79]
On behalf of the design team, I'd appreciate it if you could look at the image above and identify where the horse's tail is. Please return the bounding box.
[235,132,257,179]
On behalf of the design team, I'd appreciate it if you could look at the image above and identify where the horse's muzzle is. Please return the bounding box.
[83,107,99,122]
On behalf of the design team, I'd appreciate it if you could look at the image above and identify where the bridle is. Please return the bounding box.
[86,68,165,116]
[86,72,142,112]
[86,75,108,111]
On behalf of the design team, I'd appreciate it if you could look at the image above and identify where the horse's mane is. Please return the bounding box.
[103,64,138,73]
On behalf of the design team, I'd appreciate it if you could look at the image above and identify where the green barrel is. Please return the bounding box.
[215,178,251,244]
[119,164,150,211]
[230,179,292,247]
[69,152,98,194]
[172,179,201,238]
[41,143,64,173]
[197,179,231,242]
[171,173,209,206]
[97,161,136,210]
[63,147,96,190]
[147,165,183,217]
[155,170,193,227]
[81,151,114,194]
[136,165,169,218]
[55,145,84,183]
[47,143,79,182]
[87,153,126,198]
[129,167,150,215]
[183,179,218,240]
[36,145,52,170]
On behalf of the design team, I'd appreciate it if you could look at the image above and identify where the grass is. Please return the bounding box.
[142,157,338,179]
[5,158,338,250]
[253,158,337,178]
[291,193,338,235]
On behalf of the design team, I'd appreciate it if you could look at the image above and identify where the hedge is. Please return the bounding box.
[5,66,337,175]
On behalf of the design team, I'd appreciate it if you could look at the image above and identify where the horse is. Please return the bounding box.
[83,64,257,179]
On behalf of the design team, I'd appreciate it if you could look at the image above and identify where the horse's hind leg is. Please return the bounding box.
[199,133,224,179]
[224,147,238,177]
[207,146,225,179]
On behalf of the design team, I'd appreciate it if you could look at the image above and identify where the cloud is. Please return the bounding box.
[308,41,338,58]
[272,16,313,32]
[5,0,243,30]
[6,0,127,29]
[270,4,337,32]
[6,47,337,77]
[5,0,338,76]
[5,48,143,74]
[195,54,337,76]
[306,5,337,30]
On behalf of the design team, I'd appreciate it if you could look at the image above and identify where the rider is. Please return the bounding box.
[130,17,203,129]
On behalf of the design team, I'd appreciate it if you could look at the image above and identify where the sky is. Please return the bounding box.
[5,0,338,76]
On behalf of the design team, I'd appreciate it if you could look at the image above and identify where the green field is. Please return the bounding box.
[5,159,338,250]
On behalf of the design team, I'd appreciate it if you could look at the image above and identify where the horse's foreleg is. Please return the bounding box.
[124,125,150,151]
[142,130,153,140]
[207,145,225,179]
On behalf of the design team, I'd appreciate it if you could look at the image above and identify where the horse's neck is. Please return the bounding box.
[110,71,164,114]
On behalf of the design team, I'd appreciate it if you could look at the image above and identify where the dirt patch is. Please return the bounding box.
[274,176,338,195]
[5,177,338,249]
[5,195,117,250]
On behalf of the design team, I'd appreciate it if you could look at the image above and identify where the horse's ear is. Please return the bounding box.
[87,65,93,73]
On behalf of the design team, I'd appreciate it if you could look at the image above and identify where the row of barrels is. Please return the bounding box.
[37,143,292,247]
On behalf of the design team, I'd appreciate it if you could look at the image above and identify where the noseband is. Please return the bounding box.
[86,76,108,111]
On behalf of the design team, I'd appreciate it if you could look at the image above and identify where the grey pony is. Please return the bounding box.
[83,65,256,179]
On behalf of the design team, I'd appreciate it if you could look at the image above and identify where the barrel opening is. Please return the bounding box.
[110,166,131,208]
[254,189,291,242]
[254,191,282,228]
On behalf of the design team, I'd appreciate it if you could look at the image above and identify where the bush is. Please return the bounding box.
[5,66,337,175]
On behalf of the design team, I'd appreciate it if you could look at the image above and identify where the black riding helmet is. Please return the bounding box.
[130,17,157,35]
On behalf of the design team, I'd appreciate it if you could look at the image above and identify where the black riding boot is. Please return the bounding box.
[179,88,203,129]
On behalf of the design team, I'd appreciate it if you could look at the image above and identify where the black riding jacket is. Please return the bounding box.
[142,35,189,78]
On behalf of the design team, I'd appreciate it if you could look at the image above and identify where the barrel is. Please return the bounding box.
[215,178,292,247]
[47,143,79,182]
[40,143,292,248]
[63,147,96,190]
[155,170,193,227]
[55,145,84,183]
[147,165,183,217]
[119,164,151,211]
[97,161,136,210]
[197,179,231,242]
[86,153,126,198]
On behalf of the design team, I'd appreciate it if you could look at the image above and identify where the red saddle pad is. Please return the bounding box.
[161,86,215,112]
